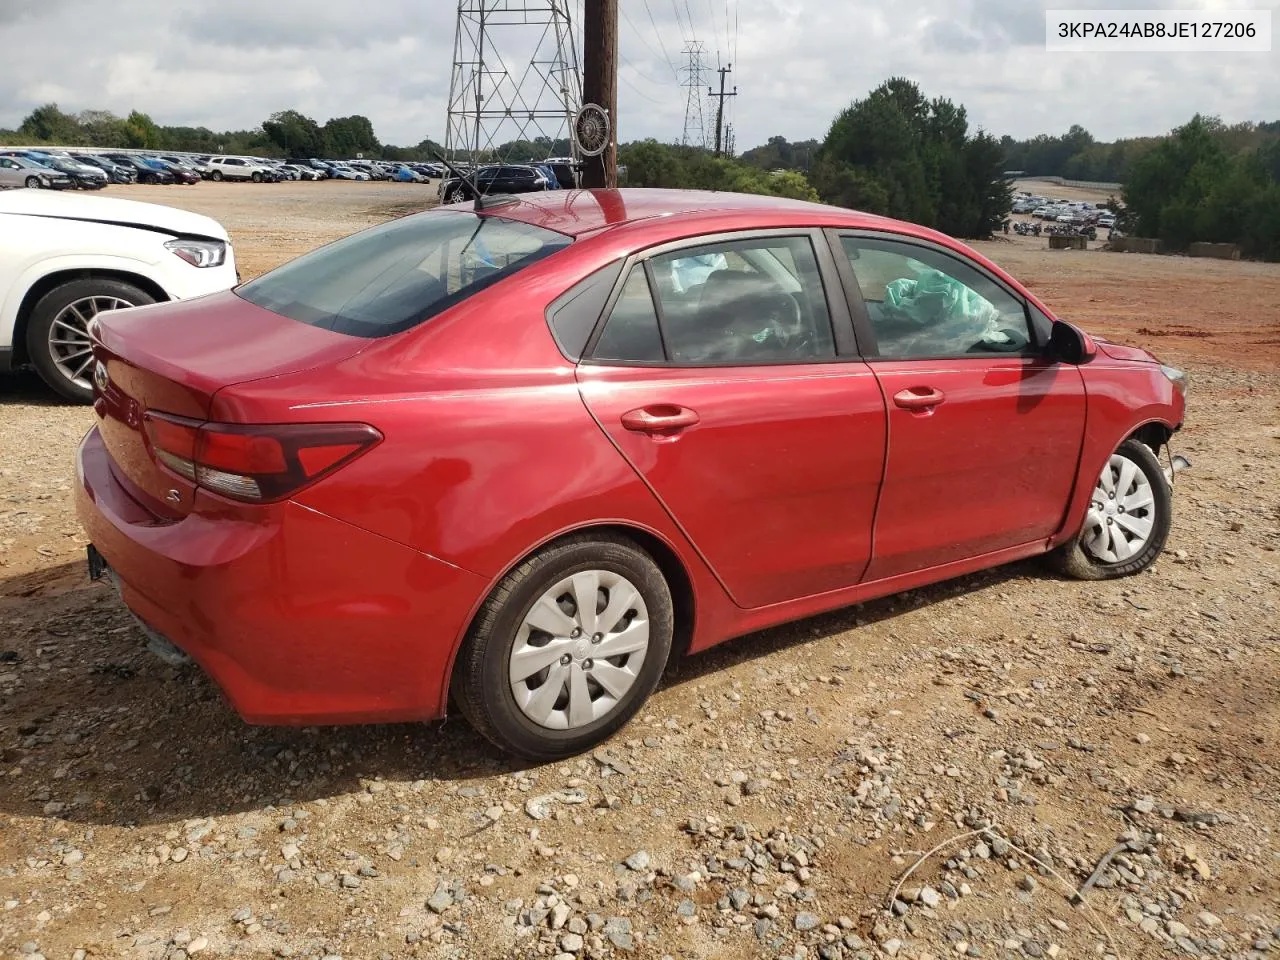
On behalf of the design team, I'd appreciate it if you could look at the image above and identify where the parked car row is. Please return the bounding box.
[0,147,455,190]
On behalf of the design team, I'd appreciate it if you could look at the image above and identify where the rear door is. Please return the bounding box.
[576,230,887,610]
[829,230,1086,581]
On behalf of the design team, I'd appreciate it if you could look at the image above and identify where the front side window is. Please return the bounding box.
[650,236,836,364]
[839,237,1032,359]
[237,210,571,337]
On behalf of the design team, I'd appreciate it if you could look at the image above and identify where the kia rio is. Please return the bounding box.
[76,189,1188,760]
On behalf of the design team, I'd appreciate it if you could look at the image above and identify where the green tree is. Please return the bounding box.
[322,115,380,157]
[121,110,163,149]
[263,110,324,157]
[813,77,1009,237]
[1122,114,1280,259]
[18,103,81,143]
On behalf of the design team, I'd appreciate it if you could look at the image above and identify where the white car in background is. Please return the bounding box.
[206,156,275,182]
[0,189,237,401]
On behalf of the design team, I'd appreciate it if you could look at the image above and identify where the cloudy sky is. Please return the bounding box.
[0,0,1276,151]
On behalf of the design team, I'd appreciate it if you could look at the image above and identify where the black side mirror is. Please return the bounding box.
[1047,319,1098,365]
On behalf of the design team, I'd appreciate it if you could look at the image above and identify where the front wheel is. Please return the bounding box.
[1047,438,1172,580]
[211,170,223,182]
[454,535,674,760]
[26,277,155,403]
[251,171,262,183]
[25,176,40,189]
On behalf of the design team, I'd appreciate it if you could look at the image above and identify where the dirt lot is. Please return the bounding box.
[1,181,1278,960]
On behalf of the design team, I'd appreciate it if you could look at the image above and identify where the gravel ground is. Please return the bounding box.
[1,182,1278,960]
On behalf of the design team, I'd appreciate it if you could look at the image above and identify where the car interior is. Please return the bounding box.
[841,242,1034,358]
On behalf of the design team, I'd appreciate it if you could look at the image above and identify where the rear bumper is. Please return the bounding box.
[75,426,486,725]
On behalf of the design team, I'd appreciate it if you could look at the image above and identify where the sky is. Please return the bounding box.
[0,0,1276,151]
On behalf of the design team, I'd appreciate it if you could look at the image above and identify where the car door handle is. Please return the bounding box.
[620,405,700,435]
[893,387,946,410]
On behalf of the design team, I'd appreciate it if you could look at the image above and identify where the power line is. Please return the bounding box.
[623,4,680,81]
[706,0,723,66]
[670,0,689,42]
[619,56,672,104]
[683,0,699,48]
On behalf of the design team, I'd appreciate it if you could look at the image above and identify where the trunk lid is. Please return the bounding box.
[92,290,367,518]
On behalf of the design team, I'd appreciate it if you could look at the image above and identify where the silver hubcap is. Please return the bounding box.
[509,570,649,730]
[1082,453,1157,563]
[49,296,134,389]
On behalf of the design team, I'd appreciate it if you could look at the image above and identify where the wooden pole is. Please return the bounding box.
[581,0,618,188]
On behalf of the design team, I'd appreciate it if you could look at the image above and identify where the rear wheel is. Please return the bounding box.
[26,278,155,403]
[1047,438,1171,580]
[454,535,673,760]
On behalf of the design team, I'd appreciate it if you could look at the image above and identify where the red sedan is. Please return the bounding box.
[76,189,1189,759]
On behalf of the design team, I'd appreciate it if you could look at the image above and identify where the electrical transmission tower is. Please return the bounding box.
[445,1,582,161]
[680,41,708,149]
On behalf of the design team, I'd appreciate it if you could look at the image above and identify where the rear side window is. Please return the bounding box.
[593,267,665,362]
[236,210,572,337]
[546,259,624,360]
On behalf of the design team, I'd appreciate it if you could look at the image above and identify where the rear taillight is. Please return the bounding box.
[143,413,381,503]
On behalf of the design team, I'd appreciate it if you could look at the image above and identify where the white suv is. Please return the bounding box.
[0,189,237,401]
[206,156,274,183]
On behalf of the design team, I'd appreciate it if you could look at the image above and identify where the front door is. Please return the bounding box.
[831,232,1087,582]
[576,232,887,609]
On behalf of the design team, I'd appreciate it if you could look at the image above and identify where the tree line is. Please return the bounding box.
[998,120,1280,184]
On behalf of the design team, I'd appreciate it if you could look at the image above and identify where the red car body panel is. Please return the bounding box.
[76,428,486,723]
[74,189,1186,726]
[576,362,887,608]
[863,357,1086,581]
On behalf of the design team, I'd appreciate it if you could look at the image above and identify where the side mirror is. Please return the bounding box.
[1047,319,1097,365]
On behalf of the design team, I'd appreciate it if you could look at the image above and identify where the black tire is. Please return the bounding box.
[1047,438,1171,580]
[25,176,40,189]
[251,171,262,183]
[25,278,155,403]
[454,534,674,760]
[211,170,223,182]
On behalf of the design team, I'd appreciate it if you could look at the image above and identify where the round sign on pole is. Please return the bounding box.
[573,104,610,158]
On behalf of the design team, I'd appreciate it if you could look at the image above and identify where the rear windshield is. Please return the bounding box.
[236,210,571,337]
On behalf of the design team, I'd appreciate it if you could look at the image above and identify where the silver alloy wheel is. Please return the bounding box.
[1082,452,1157,563]
[48,296,135,390]
[509,569,650,730]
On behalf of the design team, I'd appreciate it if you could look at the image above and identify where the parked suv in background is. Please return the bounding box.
[0,188,236,400]
[440,163,551,202]
[206,156,274,182]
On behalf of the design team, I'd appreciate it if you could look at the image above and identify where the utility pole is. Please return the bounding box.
[708,64,737,158]
[581,0,618,188]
